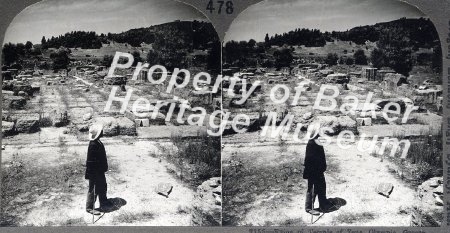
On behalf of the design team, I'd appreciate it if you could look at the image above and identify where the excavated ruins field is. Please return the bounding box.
[1,74,220,226]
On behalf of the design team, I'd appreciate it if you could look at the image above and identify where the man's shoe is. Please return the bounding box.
[306,209,321,216]
[86,209,102,215]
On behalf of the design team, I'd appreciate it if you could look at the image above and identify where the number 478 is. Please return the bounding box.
[207,0,234,14]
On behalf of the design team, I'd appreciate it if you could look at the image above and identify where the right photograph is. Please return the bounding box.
[221,0,443,227]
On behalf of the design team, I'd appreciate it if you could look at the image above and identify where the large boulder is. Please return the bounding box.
[125,110,166,126]
[411,177,443,227]
[93,117,136,136]
[192,177,221,226]
[3,95,27,110]
[70,107,93,124]
[2,121,16,136]
[311,115,357,135]
[375,183,394,198]
[94,117,119,136]
[83,112,93,121]
[116,117,137,136]
[15,114,40,133]
[155,183,173,198]
[13,84,33,96]
[303,112,313,121]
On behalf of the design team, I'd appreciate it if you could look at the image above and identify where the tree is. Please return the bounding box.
[345,57,354,65]
[207,41,221,72]
[377,28,413,76]
[2,43,18,66]
[264,33,270,45]
[15,43,26,57]
[146,49,159,65]
[102,55,114,67]
[248,39,256,48]
[353,49,368,65]
[25,41,33,54]
[131,51,143,66]
[385,47,413,76]
[370,48,385,68]
[41,36,47,49]
[325,53,339,66]
[432,45,442,75]
[273,48,293,69]
[50,49,70,70]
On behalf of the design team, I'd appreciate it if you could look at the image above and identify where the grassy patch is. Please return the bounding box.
[161,133,221,188]
[280,218,307,226]
[377,129,443,186]
[0,153,84,226]
[332,212,376,225]
[176,205,190,214]
[65,218,88,226]
[222,151,303,226]
[112,211,155,223]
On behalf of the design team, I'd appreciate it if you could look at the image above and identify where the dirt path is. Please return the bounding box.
[2,136,196,226]
[223,138,416,226]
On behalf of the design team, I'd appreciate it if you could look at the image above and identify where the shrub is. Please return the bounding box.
[1,155,84,226]
[166,132,221,187]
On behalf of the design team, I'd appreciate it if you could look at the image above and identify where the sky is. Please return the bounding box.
[225,0,426,42]
[4,0,206,44]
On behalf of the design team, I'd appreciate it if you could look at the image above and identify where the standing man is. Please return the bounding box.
[303,125,333,216]
[85,124,111,215]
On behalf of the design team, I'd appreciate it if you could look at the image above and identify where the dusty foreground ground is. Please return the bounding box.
[222,132,417,226]
[2,129,195,226]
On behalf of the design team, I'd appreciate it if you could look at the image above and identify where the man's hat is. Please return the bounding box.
[307,123,321,140]
[88,124,103,141]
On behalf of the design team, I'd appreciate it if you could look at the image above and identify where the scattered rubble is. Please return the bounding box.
[15,113,40,133]
[155,183,173,198]
[82,112,93,121]
[192,177,221,226]
[103,76,126,86]
[311,115,357,135]
[2,121,16,136]
[375,183,394,198]
[411,177,443,227]
[3,95,27,110]
[93,116,136,136]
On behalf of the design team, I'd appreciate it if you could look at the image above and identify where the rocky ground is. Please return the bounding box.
[1,74,220,226]
[222,133,443,226]
[2,131,200,226]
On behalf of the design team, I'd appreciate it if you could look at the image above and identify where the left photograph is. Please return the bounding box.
[1,0,222,226]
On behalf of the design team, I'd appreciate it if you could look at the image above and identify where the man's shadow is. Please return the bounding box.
[95,197,127,213]
[314,197,347,213]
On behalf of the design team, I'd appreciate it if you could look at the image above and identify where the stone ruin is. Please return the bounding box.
[309,115,357,135]
[411,177,443,226]
[192,177,221,226]
[3,95,27,110]
[3,113,41,134]
[92,116,136,136]
[103,76,127,86]
[2,121,16,136]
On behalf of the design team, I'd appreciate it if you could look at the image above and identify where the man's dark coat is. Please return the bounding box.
[85,140,108,179]
[303,139,327,179]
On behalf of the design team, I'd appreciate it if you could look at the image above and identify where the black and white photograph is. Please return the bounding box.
[1,0,222,226]
[221,0,443,227]
[0,0,448,230]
